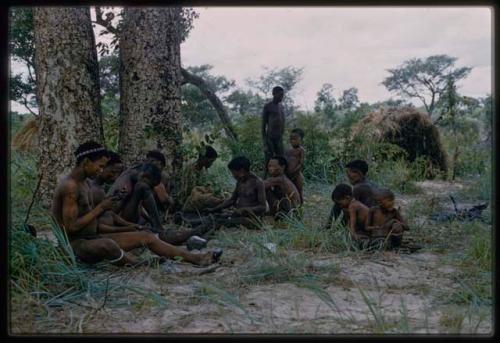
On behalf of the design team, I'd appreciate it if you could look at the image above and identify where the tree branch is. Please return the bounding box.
[181,68,238,141]
[93,7,119,35]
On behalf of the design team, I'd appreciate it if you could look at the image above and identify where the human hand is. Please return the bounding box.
[99,196,116,211]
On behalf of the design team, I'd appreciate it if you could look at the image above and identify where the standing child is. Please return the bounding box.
[285,128,305,204]
[365,188,409,250]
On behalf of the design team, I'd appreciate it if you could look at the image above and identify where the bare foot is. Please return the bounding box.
[197,248,223,266]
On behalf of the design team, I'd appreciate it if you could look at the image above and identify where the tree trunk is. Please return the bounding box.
[180,68,238,141]
[118,7,183,182]
[33,7,103,208]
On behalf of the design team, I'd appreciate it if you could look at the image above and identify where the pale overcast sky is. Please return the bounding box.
[10,6,492,113]
[182,7,492,110]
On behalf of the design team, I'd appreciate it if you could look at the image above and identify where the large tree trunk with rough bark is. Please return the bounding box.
[118,7,183,181]
[33,7,103,208]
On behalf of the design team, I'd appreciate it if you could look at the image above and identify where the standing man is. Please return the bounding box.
[262,86,286,177]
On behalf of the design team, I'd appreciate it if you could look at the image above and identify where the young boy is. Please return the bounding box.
[345,159,379,208]
[330,183,370,242]
[365,188,409,250]
[285,128,305,204]
[52,141,222,266]
[264,155,300,218]
[204,156,267,230]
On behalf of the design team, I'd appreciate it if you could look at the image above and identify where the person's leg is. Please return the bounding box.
[388,222,404,250]
[120,181,163,231]
[264,137,273,178]
[70,238,135,265]
[275,196,292,221]
[214,215,262,231]
[296,173,304,205]
[159,223,216,245]
[274,136,284,156]
[266,189,279,216]
[102,231,220,266]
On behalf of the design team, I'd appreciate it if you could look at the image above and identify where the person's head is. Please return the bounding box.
[145,150,166,170]
[272,86,284,103]
[331,183,353,208]
[290,128,304,148]
[74,141,109,178]
[227,156,251,181]
[197,145,218,169]
[346,159,369,184]
[139,163,162,187]
[267,155,287,177]
[99,151,124,184]
[376,188,395,210]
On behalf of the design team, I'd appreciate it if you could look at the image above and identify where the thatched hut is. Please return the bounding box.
[352,106,448,178]
[12,117,39,152]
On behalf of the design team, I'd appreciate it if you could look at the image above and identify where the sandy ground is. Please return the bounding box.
[10,180,492,335]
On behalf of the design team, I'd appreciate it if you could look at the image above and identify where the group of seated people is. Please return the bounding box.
[325,159,409,251]
[51,128,408,268]
[51,131,305,267]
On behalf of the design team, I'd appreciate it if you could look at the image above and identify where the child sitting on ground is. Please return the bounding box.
[365,188,409,250]
[285,128,305,204]
[330,183,370,243]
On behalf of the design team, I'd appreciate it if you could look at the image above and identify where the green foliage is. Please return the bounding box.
[9,7,37,115]
[181,64,236,129]
[246,65,304,115]
[224,115,266,174]
[382,54,472,117]
[314,83,337,126]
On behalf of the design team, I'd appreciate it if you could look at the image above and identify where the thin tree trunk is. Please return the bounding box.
[33,7,103,208]
[119,7,183,181]
[181,68,238,141]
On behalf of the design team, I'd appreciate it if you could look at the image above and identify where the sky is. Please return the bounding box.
[10,6,492,113]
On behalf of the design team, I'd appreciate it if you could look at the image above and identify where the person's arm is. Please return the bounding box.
[364,208,380,231]
[110,212,142,229]
[262,105,269,143]
[263,176,282,189]
[395,207,410,230]
[236,180,267,216]
[153,182,173,205]
[208,187,238,212]
[348,205,360,240]
[61,182,109,234]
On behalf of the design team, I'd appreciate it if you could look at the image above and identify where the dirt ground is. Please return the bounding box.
[10,180,492,335]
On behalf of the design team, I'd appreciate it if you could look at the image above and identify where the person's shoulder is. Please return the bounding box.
[249,172,264,183]
[59,177,78,195]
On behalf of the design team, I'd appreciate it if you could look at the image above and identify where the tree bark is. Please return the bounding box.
[118,7,183,181]
[33,7,103,208]
[181,68,238,141]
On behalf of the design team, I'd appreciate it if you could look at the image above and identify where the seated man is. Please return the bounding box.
[144,150,175,218]
[179,145,223,214]
[107,149,175,232]
[330,183,370,243]
[51,141,222,266]
[365,188,409,250]
[264,155,300,218]
[202,156,267,231]
[88,151,141,234]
